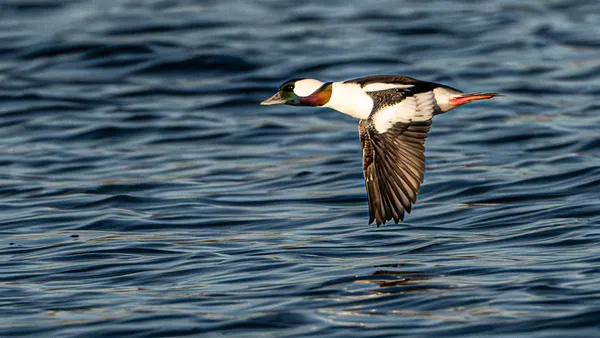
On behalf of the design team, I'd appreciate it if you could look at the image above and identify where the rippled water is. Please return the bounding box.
[1,0,600,337]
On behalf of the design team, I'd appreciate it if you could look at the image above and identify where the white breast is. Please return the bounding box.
[324,82,373,119]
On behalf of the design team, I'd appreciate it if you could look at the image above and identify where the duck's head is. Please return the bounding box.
[261,78,332,107]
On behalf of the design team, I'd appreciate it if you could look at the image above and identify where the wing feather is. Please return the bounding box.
[359,85,435,225]
[360,119,431,225]
[377,149,417,204]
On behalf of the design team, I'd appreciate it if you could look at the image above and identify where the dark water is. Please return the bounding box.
[1,0,600,337]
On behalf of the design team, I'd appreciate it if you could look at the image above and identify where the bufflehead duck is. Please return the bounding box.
[261,75,496,226]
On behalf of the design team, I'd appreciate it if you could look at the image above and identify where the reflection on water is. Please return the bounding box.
[371,265,431,291]
[1,0,600,337]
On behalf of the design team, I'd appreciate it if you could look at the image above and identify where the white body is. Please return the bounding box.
[293,78,463,132]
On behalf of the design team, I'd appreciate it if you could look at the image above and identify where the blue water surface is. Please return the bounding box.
[1,0,600,337]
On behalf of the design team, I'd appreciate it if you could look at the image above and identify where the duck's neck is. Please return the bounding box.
[298,82,333,107]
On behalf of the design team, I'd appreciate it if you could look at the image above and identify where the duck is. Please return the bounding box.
[261,75,496,226]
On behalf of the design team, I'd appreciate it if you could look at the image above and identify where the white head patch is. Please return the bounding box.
[293,79,325,97]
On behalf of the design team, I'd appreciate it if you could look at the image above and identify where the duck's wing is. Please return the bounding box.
[359,88,437,226]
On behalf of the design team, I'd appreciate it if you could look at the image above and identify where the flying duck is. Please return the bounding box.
[261,75,496,226]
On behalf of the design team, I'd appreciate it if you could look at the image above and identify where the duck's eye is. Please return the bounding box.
[282,84,294,92]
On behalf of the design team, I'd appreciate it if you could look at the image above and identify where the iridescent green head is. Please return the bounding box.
[261,78,332,107]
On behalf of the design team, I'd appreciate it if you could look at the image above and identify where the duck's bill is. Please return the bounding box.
[260,92,286,105]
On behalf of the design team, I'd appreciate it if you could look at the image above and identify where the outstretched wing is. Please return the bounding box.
[359,88,437,226]
[360,119,431,225]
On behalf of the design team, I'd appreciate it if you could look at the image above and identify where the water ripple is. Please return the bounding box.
[1,0,600,337]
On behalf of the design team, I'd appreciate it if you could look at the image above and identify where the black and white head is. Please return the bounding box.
[261,78,333,107]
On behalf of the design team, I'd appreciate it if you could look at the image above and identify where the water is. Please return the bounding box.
[1,0,599,337]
